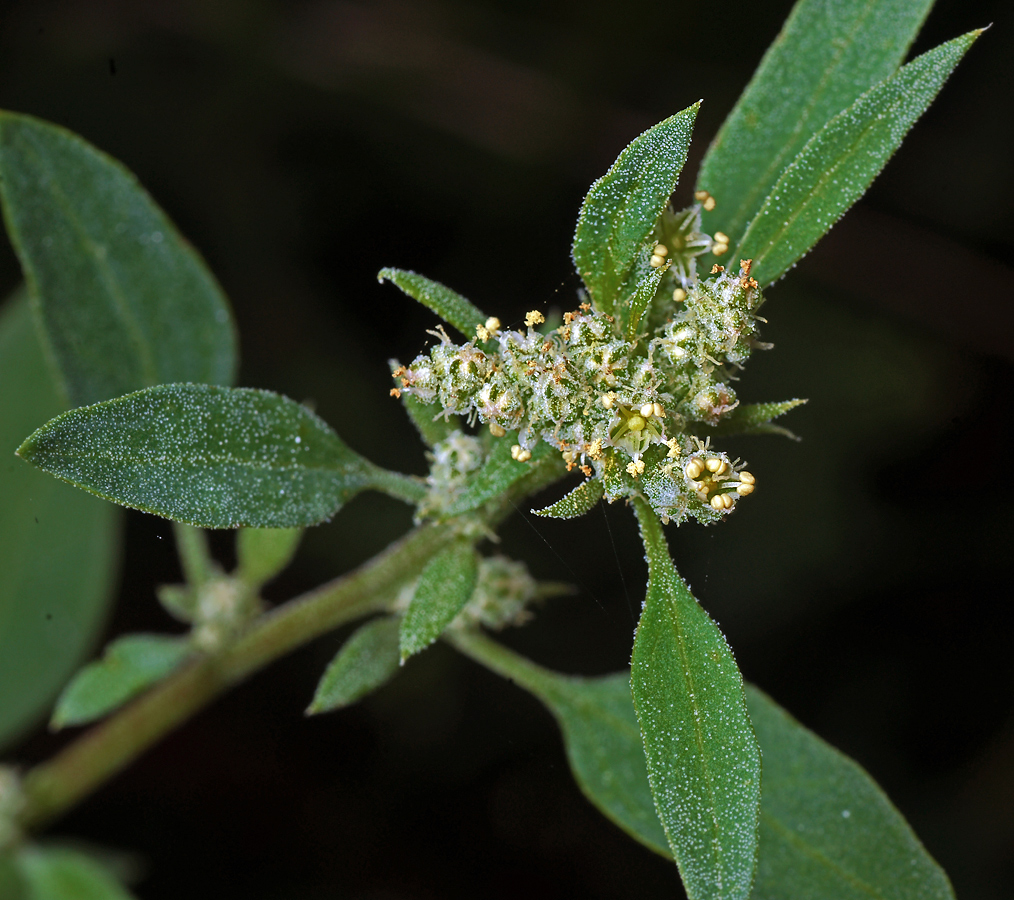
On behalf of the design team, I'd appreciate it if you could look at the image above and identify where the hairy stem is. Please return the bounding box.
[18,520,456,832]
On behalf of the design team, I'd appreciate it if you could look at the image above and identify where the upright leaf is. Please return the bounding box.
[0,293,119,751]
[572,104,699,318]
[17,383,384,528]
[307,616,402,714]
[630,496,761,900]
[378,268,488,339]
[51,634,192,729]
[697,0,934,249]
[738,31,981,286]
[399,542,479,660]
[0,112,236,406]
[704,399,806,439]
[625,265,667,341]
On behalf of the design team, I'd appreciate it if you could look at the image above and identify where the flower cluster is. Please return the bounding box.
[393,213,768,524]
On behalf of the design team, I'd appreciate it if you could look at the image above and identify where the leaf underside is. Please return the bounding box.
[532,477,604,519]
[308,616,402,714]
[400,542,479,660]
[378,268,488,339]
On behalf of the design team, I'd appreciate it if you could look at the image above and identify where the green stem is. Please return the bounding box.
[18,521,456,832]
[446,629,554,699]
[368,466,428,506]
[171,522,216,587]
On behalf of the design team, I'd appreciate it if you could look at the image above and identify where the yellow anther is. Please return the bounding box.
[694,190,709,201]
[736,482,755,495]
[475,324,490,341]
[510,445,532,462]
[587,439,603,460]
[666,438,680,458]
[673,288,686,303]
[714,231,729,244]
[485,316,501,332]
[685,459,705,480]
[489,423,506,437]
[600,393,615,409]
[712,243,729,257]
[627,415,646,432]
[711,492,734,510]
[652,402,665,418]
[649,254,665,268]
[626,458,645,477]
[705,458,728,475]
[640,402,655,417]
[738,471,755,485]
[525,310,545,327]
[703,196,716,211]
[653,243,668,257]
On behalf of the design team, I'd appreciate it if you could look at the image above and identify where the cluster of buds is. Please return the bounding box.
[392,207,769,525]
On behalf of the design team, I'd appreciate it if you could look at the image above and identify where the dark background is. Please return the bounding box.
[2,0,1013,897]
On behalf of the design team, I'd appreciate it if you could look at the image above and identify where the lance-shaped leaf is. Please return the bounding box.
[0,292,120,751]
[0,111,236,407]
[51,633,192,729]
[630,496,761,900]
[704,399,807,439]
[14,846,138,900]
[451,630,956,900]
[441,433,555,517]
[625,265,668,341]
[738,31,982,286]
[378,268,488,339]
[16,383,397,528]
[400,542,478,661]
[748,685,955,900]
[235,526,304,590]
[308,616,402,714]
[532,477,603,519]
[697,0,935,250]
[449,630,668,855]
[572,104,699,318]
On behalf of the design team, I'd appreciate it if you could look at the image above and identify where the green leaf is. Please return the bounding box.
[630,496,761,900]
[440,433,555,517]
[572,104,699,318]
[738,31,982,286]
[0,112,236,407]
[532,477,603,519]
[378,268,488,339]
[748,685,955,900]
[704,399,806,439]
[449,630,668,856]
[625,265,667,341]
[697,0,935,250]
[51,634,192,729]
[399,542,478,661]
[307,616,402,714]
[0,292,120,751]
[16,383,389,528]
[15,846,138,900]
[235,526,303,590]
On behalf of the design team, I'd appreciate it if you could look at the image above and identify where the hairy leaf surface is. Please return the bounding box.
[17,383,384,528]
[51,634,192,729]
[630,497,760,900]
[532,477,603,519]
[400,542,478,660]
[441,434,554,517]
[572,104,698,318]
[738,31,981,286]
[0,112,236,406]
[697,0,934,250]
[308,616,402,714]
[378,268,488,338]
[0,293,119,750]
[704,399,806,439]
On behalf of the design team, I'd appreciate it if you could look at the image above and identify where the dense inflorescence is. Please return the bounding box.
[394,212,768,525]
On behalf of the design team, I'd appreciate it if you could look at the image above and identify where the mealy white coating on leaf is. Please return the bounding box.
[400,543,479,659]
[17,383,378,528]
[738,31,980,285]
[630,500,761,900]
[573,103,700,315]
